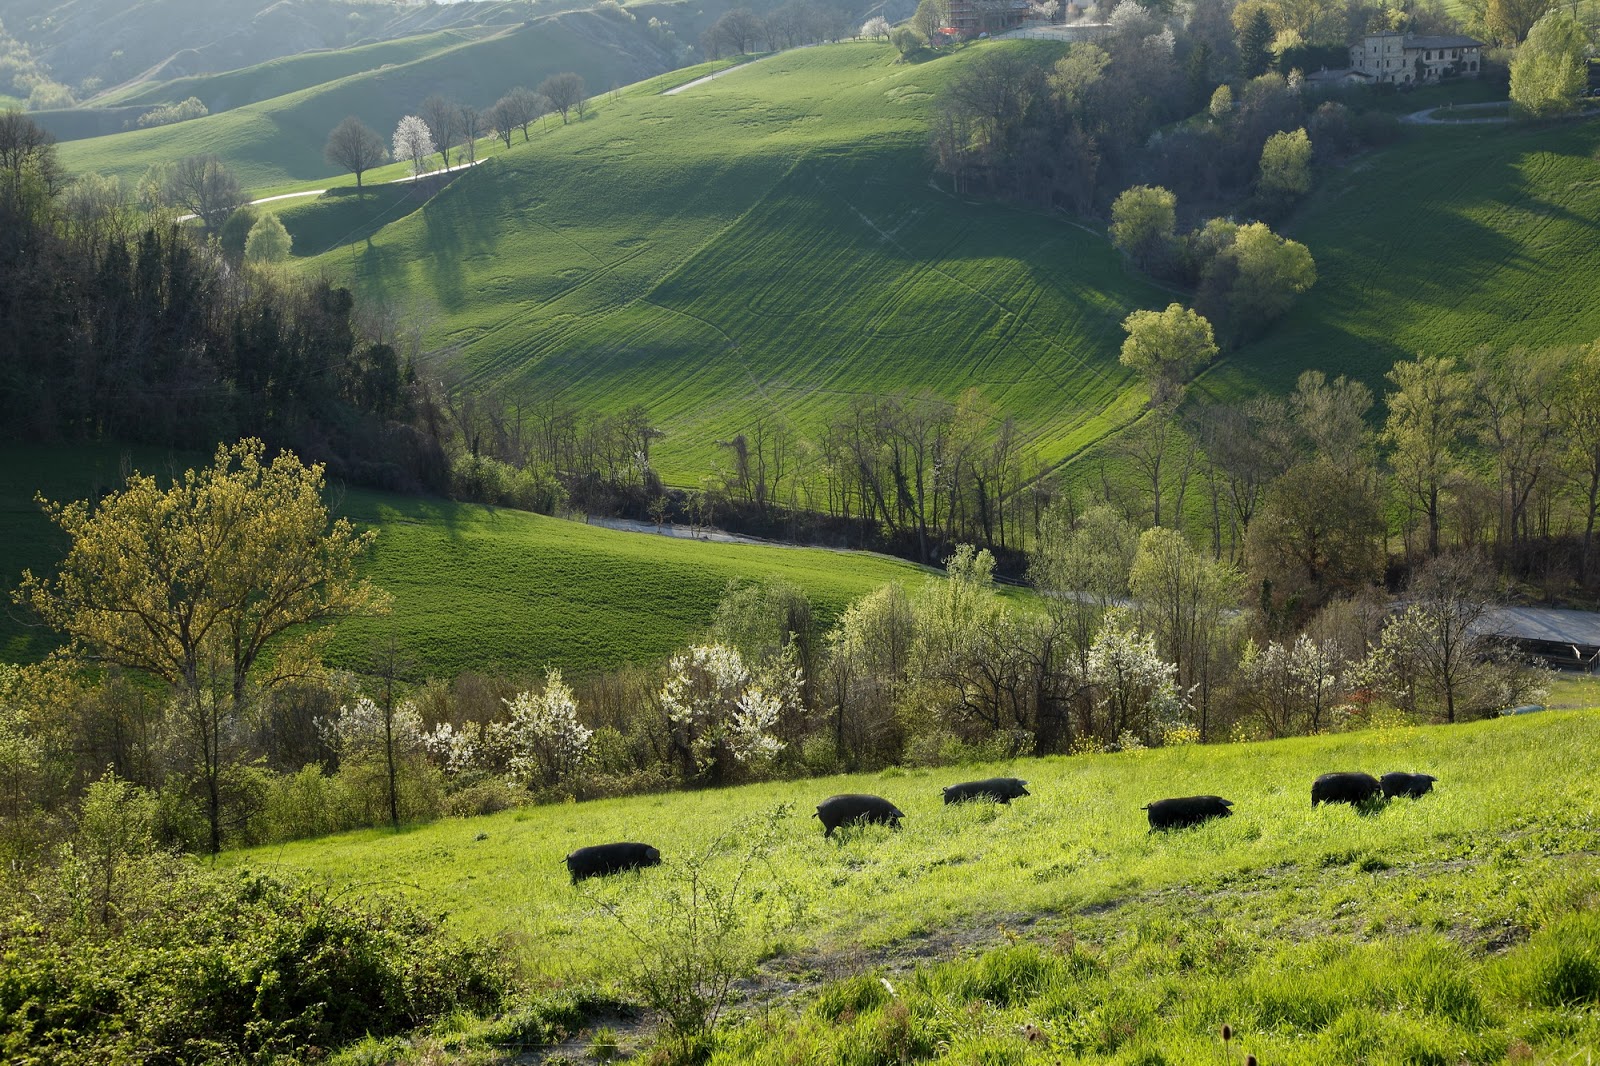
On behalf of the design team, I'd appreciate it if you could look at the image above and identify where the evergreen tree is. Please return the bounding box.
[1239,8,1274,78]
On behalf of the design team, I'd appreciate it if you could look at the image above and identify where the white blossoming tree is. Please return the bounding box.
[660,642,798,784]
[318,696,426,828]
[1085,609,1189,748]
[497,670,593,789]
[392,114,435,177]
[1238,634,1344,737]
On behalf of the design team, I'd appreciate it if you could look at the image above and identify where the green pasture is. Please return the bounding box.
[0,445,931,676]
[55,12,672,194]
[326,489,935,678]
[1228,118,1600,395]
[242,709,1600,1059]
[306,40,1161,484]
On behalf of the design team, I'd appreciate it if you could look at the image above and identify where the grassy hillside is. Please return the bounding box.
[0,446,931,676]
[90,27,501,110]
[1227,119,1600,395]
[54,13,675,193]
[325,489,934,678]
[307,41,1163,484]
[307,40,1600,488]
[237,709,1600,1059]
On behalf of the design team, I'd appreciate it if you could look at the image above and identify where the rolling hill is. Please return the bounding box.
[0,445,934,677]
[287,39,1600,491]
[303,41,1165,484]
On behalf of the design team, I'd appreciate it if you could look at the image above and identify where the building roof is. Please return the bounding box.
[1404,34,1483,49]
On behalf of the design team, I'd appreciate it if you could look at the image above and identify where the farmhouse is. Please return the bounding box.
[945,0,1033,36]
[1348,31,1483,84]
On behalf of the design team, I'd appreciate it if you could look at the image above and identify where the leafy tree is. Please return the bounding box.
[1509,9,1588,118]
[1109,184,1178,272]
[1196,221,1316,335]
[392,114,434,176]
[1128,526,1243,737]
[540,72,587,123]
[16,439,390,853]
[323,115,387,188]
[1555,342,1600,584]
[1238,633,1345,736]
[1238,6,1275,77]
[1384,355,1471,557]
[891,25,927,54]
[1119,302,1218,405]
[1208,83,1234,119]
[319,694,427,828]
[823,583,915,766]
[1246,457,1384,622]
[1486,0,1556,45]
[163,153,244,233]
[217,204,258,260]
[1085,609,1188,748]
[660,643,797,784]
[243,211,292,263]
[1370,552,1527,723]
[911,0,947,39]
[1258,126,1312,197]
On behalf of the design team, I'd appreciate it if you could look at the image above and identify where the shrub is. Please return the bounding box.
[0,863,509,1062]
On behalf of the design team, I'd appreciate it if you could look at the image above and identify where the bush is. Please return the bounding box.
[0,863,509,1062]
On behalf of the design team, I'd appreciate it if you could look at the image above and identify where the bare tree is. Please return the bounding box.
[487,98,516,149]
[392,114,435,176]
[163,154,245,233]
[420,95,461,168]
[457,104,484,163]
[704,8,763,56]
[539,73,587,123]
[505,87,547,140]
[323,115,388,188]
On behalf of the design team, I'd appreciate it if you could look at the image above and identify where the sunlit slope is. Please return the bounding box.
[1230,120,1600,393]
[56,14,672,193]
[232,709,1600,987]
[326,489,935,678]
[312,41,1164,482]
[0,446,930,676]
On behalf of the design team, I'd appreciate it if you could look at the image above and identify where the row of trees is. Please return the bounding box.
[701,2,861,58]
[323,74,589,188]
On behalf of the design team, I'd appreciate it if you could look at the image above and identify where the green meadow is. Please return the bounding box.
[1230,118,1600,394]
[237,709,1600,1060]
[0,446,931,675]
[304,41,1162,483]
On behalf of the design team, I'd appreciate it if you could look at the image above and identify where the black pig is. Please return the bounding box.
[942,777,1030,805]
[815,793,903,837]
[1143,795,1234,830]
[564,842,661,884]
[1311,771,1384,807]
[1380,772,1438,799]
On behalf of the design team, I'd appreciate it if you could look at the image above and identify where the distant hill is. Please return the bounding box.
[55,12,682,192]
[0,0,539,98]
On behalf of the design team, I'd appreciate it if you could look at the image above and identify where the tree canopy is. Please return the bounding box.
[1509,10,1588,117]
[17,439,390,851]
[1119,303,1218,404]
